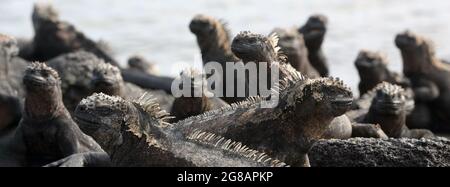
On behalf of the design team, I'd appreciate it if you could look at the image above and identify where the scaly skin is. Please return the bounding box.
[298,14,329,77]
[362,82,434,139]
[270,28,320,78]
[74,93,288,167]
[25,3,119,66]
[0,34,28,132]
[189,14,242,103]
[395,30,450,130]
[13,62,104,166]
[175,62,353,167]
[170,69,228,122]
[355,50,410,95]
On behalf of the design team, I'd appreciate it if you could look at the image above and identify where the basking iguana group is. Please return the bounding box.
[1,3,450,167]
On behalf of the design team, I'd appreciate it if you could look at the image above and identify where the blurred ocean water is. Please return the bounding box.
[1,0,449,94]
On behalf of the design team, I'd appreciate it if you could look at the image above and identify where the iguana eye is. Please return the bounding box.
[42,71,49,77]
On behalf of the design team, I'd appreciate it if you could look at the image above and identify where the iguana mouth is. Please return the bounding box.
[74,115,103,128]
[331,96,353,109]
[395,34,418,49]
[23,74,48,85]
[92,78,116,87]
[374,99,404,111]
[231,44,252,54]
[355,59,376,68]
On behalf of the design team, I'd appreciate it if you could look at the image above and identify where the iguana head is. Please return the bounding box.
[32,3,59,31]
[91,62,124,96]
[189,14,231,50]
[395,30,438,73]
[275,62,352,123]
[171,68,213,121]
[75,93,170,153]
[369,82,406,116]
[127,55,158,75]
[270,28,305,56]
[231,31,282,63]
[355,50,389,78]
[23,62,60,93]
[299,14,328,45]
[23,62,63,118]
[395,30,429,52]
[291,77,353,118]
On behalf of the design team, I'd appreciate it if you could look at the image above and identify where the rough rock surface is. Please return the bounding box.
[310,137,450,167]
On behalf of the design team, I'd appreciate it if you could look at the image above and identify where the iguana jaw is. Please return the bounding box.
[330,96,353,114]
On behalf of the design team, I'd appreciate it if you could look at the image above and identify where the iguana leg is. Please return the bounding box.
[300,154,311,167]
[351,123,388,139]
[44,152,111,167]
[405,129,435,139]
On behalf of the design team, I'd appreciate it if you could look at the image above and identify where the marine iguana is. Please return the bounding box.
[24,3,119,66]
[91,62,174,112]
[46,51,103,112]
[0,34,28,132]
[395,30,450,130]
[44,51,174,112]
[231,31,355,141]
[270,28,320,78]
[74,93,287,167]
[230,31,289,99]
[189,14,242,103]
[127,55,159,75]
[189,14,239,66]
[353,82,415,116]
[298,14,329,77]
[231,31,284,64]
[174,62,354,167]
[170,69,228,122]
[13,62,105,166]
[309,137,450,167]
[355,50,410,95]
[29,3,175,93]
[362,82,434,138]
